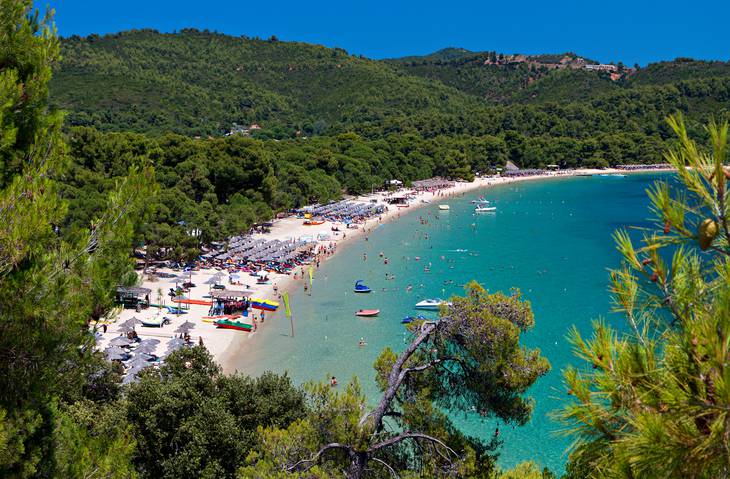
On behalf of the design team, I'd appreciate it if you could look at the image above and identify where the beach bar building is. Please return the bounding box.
[115,286,151,309]
[411,177,455,192]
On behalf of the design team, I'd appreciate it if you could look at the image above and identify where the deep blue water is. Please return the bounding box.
[232,173,672,473]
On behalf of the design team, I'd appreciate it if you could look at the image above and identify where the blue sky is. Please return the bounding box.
[47,0,729,65]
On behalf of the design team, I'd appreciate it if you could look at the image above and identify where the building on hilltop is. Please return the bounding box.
[585,64,618,72]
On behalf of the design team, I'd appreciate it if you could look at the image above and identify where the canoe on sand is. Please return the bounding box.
[172,298,213,306]
[214,319,253,331]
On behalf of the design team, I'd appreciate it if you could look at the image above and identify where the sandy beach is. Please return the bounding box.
[95,167,669,373]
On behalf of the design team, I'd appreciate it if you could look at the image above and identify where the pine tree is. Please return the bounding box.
[559,113,730,478]
[0,1,155,475]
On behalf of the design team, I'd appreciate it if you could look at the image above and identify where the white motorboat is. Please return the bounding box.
[414,298,452,311]
[475,206,496,212]
[471,198,490,204]
[438,204,450,210]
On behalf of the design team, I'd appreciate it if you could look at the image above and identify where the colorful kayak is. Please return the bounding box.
[202,314,242,320]
[354,280,371,293]
[304,220,325,226]
[214,319,253,331]
[251,298,279,311]
[172,298,213,306]
[356,309,380,317]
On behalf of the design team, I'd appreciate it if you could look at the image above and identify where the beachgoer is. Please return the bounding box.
[358,338,366,347]
[102,324,107,333]
[330,376,338,387]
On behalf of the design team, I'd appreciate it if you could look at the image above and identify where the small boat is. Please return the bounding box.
[354,280,371,293]
[396,204,410,208]
[202,314,242,320]
[414,299,451,311]
[141,316,171,328]
[214,319,253,332]
[471,198,490,204]
[356,309,380,317]
[164,306,187,314]
[475,206,497,213]
[421,199,430,204]
[438,204,450,210]
[304,220,325,226]
[251,298,279,311]
[401,314,427,324]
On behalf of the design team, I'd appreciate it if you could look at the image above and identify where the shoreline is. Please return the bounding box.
[217,166,670,373]
[96,167,671,374]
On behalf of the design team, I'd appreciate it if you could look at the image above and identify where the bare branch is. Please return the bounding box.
[286,443,353,473]
[371,457,399,478]
[369,431,459,461]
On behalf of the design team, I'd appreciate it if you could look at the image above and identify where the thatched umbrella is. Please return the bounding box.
[104,346,129,361]
[134,343,159,355]
[125,355,154,367]
[109,336,133,347]
[175,321,196,334]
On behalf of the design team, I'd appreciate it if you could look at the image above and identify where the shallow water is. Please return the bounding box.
[232,172,673,472]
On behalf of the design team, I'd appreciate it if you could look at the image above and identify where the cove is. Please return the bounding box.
[232,172,674,473]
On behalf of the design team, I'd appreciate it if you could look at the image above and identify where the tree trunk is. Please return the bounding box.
[347,452,368,479]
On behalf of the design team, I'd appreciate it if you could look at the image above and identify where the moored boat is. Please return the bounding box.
[353,280,371,293]
[414,298,451,311]
[474,206,496,213]
[438,204,450,210]
[141,316,171,327]
[214,319,253,331]
[356,309,380,317]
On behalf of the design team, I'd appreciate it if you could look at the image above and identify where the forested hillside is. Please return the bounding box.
[51,29,482,137]
[52,29,730,142]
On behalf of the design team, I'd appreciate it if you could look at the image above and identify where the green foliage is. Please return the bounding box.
[51,29,482,137]
[0,2,156,475]
[126,346,306,479]
[53,400,137,479]
[244,282,549,478]
[558,115,730,477]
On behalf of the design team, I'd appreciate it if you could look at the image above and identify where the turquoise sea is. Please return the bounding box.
[233,172,673,473]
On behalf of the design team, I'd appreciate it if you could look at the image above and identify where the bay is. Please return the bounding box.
[232,172,673,473]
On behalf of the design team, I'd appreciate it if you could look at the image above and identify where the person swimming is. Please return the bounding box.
[358,338,367,347]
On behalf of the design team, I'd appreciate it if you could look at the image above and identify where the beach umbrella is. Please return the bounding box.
[125,356,154,368]
[167,337,186,346]
[109,336,133,347]
[120,316,142,327]
[175,321,196,334]
[137,338,161,347]
[134,343,159,355]
[104,346,129,361]
[204,277,220,285]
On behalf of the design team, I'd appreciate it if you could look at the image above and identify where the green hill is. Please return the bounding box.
[51,29,484,136]
[52,30,730,140]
